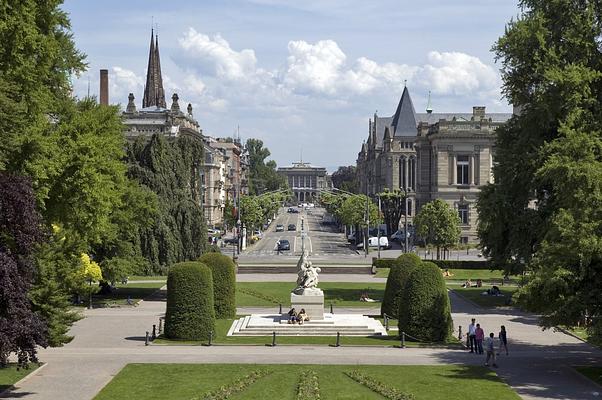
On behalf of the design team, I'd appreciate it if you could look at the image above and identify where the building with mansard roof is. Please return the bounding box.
[356,87,513,243]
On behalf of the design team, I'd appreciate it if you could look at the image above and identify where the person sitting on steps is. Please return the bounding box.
[287,307,297,324]
[297,308,309,325]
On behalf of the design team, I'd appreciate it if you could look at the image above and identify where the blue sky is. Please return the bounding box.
[64,0,520,171]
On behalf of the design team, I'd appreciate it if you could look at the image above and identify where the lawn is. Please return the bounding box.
[565,327,602,348]
[81,282,166,308]
[94,363,520,400]
[0,363,40,391]
[376,268,516,284]
[236,282,385,307]
[575,366,602,386]
[153,318,459,347]
[128,275,166,281]
[451,286,518,308]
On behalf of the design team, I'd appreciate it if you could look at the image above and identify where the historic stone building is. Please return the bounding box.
[356,87,512,242]
[278,162,333,202]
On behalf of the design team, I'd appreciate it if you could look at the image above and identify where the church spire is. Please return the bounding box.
[142,29,166,108]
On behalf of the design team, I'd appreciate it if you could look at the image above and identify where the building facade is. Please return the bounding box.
[356,87,512,242]
[278,162,332,202]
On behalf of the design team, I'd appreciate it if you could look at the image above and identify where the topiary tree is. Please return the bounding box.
[398,261,452,342]
[381,253,422,317]
[165,262,215,340]
[198,252,236,319]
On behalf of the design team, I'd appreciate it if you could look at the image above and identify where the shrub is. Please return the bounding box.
[381,253,422,317]
[398,261,452,342]
[165,262,215,340]
[198,252,237,318]
[372,258,397,269]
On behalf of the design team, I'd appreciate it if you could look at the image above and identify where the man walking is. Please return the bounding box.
[475,323,485,354]
[468,318,477,353]
[485,332,498,367]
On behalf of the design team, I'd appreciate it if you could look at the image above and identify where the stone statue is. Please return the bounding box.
[294,251,321,295]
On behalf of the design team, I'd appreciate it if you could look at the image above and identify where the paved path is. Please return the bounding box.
[5,288,602,399]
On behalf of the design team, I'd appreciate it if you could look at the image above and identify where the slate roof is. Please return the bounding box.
[391,87,418,137]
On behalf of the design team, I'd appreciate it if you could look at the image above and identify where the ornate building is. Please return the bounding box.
[278,162,332,202]
[356,87,512,242]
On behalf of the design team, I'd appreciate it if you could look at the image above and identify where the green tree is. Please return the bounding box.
[478,0,602,336]
[378,189,407,238]
[246,138,287,195]
[381,253,422,317]
[239,195,263,231]
[198,253,236,319]
[414,199,460,259]
[331,165,358,194]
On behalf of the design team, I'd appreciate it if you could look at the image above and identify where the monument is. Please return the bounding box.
[291,251,324,320]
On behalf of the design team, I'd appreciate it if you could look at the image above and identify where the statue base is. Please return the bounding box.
[290,288,324,320]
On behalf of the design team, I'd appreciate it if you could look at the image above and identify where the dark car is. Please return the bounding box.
[277,239,290,251]
[223,237,238,245]
[290,208,300,213]
[287,224,296,231]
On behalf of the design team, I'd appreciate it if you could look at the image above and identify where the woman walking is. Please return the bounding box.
[498,325,509,355]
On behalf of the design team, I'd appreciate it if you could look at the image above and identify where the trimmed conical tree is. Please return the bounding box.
[381,253,422,317]
[165,262,215,340]
[398,261,452,342]
[198,252,236,319]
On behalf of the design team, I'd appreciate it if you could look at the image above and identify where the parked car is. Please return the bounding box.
[290,208,300,213]
[223,237,238,245]
[275,224,284,232]
[347,232,357,243]
[287,224,296,231]
[277,239,290,251]
[390,230,404,242]
[357,236,391,249]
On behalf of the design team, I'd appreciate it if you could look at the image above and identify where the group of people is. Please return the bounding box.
[461,279,483,288]
[465,318,509,368]
[287,308,309,325]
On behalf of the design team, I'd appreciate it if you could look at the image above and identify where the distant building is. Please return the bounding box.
[356,86,512,243]
[278,162,332,202]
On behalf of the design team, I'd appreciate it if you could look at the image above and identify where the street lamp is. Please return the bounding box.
[404,188,409,253]
[377,195,381,259]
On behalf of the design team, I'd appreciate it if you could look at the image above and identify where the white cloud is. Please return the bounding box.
[184,74,206,95]
[420,51,500,96]
[178,28,258,81]
[110,66,144,100]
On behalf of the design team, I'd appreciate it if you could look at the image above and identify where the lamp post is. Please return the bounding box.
[404,188,409,253]
[377,195,381,259]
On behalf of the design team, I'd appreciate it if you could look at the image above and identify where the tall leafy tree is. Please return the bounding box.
[378,189,406,237]
[246,138,287,195]
[414,199,460,259]
[331,165,358,194]
[478,0,602,335]
[0,173,48,367]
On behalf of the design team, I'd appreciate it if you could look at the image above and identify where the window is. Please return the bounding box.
[460,237,468,244]
[400,158,407,190]
[409,158,416,190]
[458,204,469,224]
[457,155,469,185]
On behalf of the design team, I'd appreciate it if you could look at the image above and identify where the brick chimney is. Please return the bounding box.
[99,69,109,105]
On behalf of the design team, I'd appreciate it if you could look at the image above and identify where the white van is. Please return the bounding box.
[357,236,390,249]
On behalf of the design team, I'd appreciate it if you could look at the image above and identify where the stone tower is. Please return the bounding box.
[142,29,166,108]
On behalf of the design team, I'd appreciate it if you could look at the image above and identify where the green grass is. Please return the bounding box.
[565,327,602,348]
[128,275,166,281]
[451,286,518,308]
[236,282,385,307]
[575,366,602,386]
[376,268,516,284]
[153,318,460,347]
[78,282,165,308]
[0,363,40,391]
[94,364,520,400]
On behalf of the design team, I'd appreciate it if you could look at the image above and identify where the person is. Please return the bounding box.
[468,318,477,353]
[360,292,377,302]
[475,323,485,354]
[442,269,453,277]
[297,308,309,325]
[485,332,498,367]
[462,279,473,288]
[287,307,297,324]
[476,279,483,288]
[498,325,509,355]
[276,240,281,255]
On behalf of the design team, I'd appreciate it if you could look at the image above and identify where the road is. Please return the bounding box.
[242,207,358,261]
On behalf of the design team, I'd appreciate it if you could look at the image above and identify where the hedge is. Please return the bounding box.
[398,261,452,342]
[374,258,496,270]
[381,253,422,317]
[198,252,236,318]
[165,261,215,340]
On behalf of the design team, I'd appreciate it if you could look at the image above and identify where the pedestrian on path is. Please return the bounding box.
[468,318,477,353]
[475,323,485,354]
[485,332,498,368]
[498,325,509,355]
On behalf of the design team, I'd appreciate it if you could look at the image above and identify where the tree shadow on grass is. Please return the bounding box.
[324,287,384,304]
[0,389,34,398]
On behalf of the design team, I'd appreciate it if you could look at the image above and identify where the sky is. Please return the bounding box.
[64,0,520,171]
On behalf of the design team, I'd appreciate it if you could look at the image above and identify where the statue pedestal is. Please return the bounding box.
[290,288,324,320]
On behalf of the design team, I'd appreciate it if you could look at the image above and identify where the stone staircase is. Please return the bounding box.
[227,313,387,336]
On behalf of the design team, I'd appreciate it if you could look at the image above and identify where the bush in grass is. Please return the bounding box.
[165,262,215,340]
[398,261,452,342]
[381,253,422,317]
[198,252,236,318]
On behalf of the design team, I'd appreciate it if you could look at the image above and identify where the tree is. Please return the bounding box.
[75,254,103,309]
[165,262,215,340]
[198,253,236,319]
[339,195,380,228]
[478,0,602,336]
[381,253,422,317]
[398,261,452,342]
[239,195,263,231]
[0,173,48,367]
[414,199,460,259]
[378,189,407,237]
[246,138,287,195]
[331,165,358,194]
